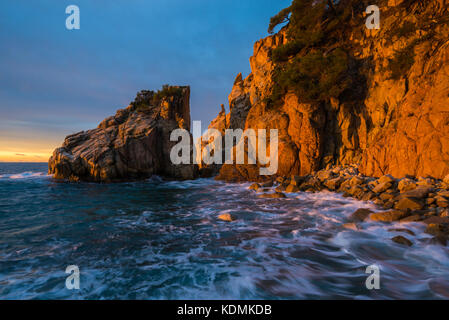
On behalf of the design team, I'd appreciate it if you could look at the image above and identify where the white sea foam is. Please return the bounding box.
[2,176,449,299]
[0,171,49,180]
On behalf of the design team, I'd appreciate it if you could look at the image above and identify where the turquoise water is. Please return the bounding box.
[1,162,449,299]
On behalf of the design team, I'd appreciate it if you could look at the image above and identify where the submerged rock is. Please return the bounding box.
[249,183,261,191]
[257,192,286,199]
[388,228,416,236]
[392,236,413,247]
[349,208,373,222]
[48,86,198,182]
[218,213,235,222]
[343,223,359,231]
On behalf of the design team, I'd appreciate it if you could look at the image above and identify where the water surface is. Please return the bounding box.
[1,163,448,299]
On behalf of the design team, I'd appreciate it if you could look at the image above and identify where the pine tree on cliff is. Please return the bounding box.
[266,0,363,106]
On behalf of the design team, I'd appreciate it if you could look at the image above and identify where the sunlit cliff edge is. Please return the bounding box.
[210,0,449,181]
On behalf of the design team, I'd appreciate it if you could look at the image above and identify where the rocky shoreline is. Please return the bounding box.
[241,165,449,247]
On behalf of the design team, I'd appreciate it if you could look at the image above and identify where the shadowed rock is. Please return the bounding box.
[349,208,373,222]
[392,236,413,247]
[370,210,409,222]
[48,86,198,182]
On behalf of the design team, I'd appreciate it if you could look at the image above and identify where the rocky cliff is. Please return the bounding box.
[210,0,449,182]
[49,86,198,182]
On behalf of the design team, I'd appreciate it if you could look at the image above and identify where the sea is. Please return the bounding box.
[1,162,449,299]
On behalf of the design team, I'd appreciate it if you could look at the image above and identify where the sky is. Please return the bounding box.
[0,0,291,162]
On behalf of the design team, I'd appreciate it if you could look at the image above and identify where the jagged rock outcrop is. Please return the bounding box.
[49,86,198,182]
[209,0,449,182]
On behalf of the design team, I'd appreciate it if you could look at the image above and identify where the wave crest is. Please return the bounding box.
[0,171,48,180]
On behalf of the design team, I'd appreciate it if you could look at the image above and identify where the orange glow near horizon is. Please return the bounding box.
[0,151,52,162]
[0,139,58,163]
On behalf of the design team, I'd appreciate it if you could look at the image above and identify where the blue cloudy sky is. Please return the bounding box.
[0,0,291,161]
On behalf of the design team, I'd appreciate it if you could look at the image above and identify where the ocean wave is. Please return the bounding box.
[0,171,48,180]
[1,174,449,299]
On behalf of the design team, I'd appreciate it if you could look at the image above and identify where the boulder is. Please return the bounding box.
[398,178,417,192]
[370,210,408,222]
[316,170,334,182]
[380,192,396,201]
[349,176,365,186]
[324,177,344,190]
[338,179,352,192]
[346,185,365,199]
[440,209,449,217]
[362,192,375,201]
[218,213,236,222]
[437,191,449,198]
[257,192,286,199]
[400,186,433,199]
[444,174,449,185]
[394,197,424,211]
[422,216,449,225]
[343,223,359,231]
[399,214,421,223]
[417,177,436,187]
[391,236,413,247]
[436,196,449,208]
[349,208,373,222]
[249,183,261,191]
[425,223,446,236]
[299,177,322,191]
[383,200,395,209]
[372,182,393,193]
[378,175,395,185]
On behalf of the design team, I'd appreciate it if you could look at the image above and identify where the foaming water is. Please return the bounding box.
[0,163,448,299]
[0,172,48,179]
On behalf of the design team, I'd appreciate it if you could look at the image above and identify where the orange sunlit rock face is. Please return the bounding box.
[211,0,449,181]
